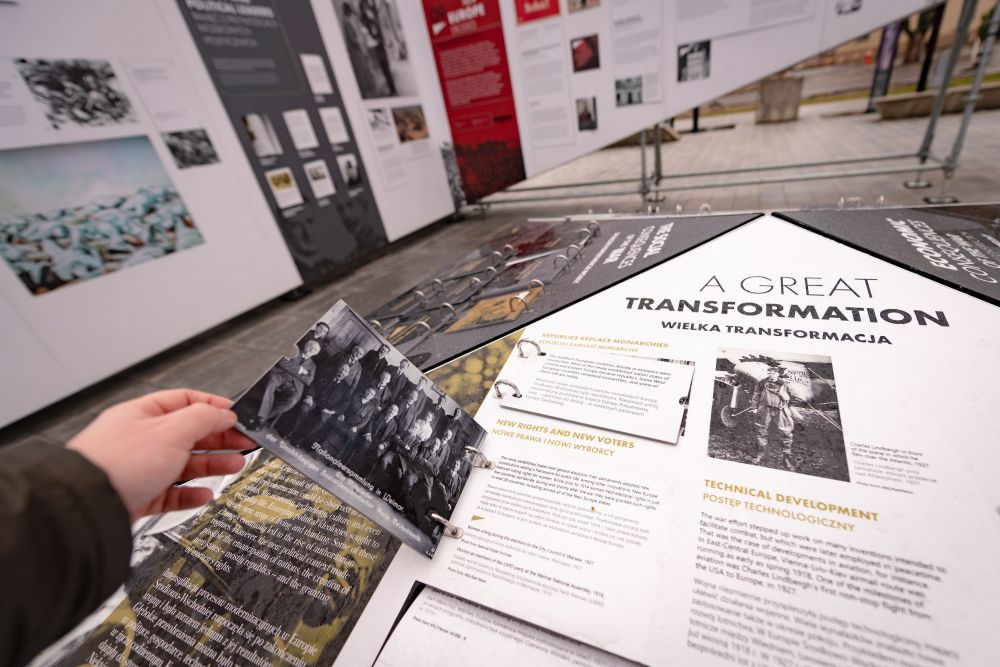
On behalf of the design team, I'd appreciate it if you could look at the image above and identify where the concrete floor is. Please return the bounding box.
[2,99,998,448]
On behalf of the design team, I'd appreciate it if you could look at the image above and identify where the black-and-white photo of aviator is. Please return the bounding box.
[334,0,417,100]
[14,58,138,129]
[233,301,486,557]
[677,41,711,82]
[708,348,847,482]
[162,129,220,169]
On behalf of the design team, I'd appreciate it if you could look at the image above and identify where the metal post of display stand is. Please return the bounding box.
[904,0,977,189]
[924,2,1000,204]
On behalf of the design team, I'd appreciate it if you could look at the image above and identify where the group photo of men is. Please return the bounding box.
[236,303,484,541]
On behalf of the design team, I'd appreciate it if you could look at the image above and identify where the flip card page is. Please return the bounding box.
[497,348,694,443]
[233,301,486,557]
[376,587,635,667]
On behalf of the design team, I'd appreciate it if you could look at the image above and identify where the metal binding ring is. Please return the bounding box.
[553,254,570,269]
[414,289,428,302]
[464,445,496,470]
[577,228,594,245]
[369,319,383,332]
[567,243,582,259]
[485,266,499,278]
[431,278,445,291]
[440,302,456,316]
[527,279,545,294]
[429,512,464,538]
[491,250,504,262]
[516,338,545,358]
[413,321,433,334]
[469,276,483,287]
[493,380,522,398]
[509,295,530,312]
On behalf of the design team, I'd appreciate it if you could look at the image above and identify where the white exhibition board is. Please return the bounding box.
[332,214,1000,666]
[0,0,302,426]
[492,0,935,179]
[311,0,456,242]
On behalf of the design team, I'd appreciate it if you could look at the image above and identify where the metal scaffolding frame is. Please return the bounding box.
[472,0,996,211]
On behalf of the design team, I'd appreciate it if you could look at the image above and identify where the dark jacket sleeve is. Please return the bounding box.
[0,441,132,667]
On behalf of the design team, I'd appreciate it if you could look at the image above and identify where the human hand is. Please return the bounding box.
[68,389,252,521]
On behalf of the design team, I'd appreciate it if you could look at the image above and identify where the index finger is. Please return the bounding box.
[196,428,257,452]
[132,389,235,416]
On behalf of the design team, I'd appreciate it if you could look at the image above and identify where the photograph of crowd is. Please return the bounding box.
[14,57,138,129]
[0,136,203,296]
[334,0,417,100]
[162,129,220,169]
[709,348,848,481]
[234,301,486,556]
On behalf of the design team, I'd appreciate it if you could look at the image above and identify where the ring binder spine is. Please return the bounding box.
[493,379,522,398]
[429,512,464,538]
[464,445,496,470]
[516,338,545,358]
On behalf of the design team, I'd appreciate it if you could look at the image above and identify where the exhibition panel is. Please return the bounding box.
[363,211,759,370]
[782,204,1000,306]
[34,213,1000,666]
[313,0,458,241]
[171,0,390,280]
[0,0,302,427]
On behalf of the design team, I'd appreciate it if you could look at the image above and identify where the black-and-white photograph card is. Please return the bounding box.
[709,348,847,481]
[233,301,486,557]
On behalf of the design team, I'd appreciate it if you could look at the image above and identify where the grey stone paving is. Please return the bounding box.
[2,99,998,447]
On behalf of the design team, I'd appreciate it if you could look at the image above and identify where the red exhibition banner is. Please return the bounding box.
[423,0,526,202]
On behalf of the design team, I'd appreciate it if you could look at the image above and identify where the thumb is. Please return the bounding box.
[159,403,237,450]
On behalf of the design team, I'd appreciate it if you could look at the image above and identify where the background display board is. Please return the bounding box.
[313,0,458,241]
[175,0,388,281]
[0,0,301,427]
[478,0,939,183]
[783,204,1000,306]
